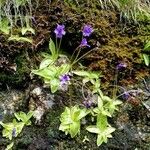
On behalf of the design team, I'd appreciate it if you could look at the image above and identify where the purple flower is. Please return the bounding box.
[82,25,93,37]
[59,74,70,85]
[54,24,66,38]
[122,92,130,100]
[116,63,127,70]
[12,128,16,137]
[83,100,93,108]
[80,38,90,47]
[31,17,37,24]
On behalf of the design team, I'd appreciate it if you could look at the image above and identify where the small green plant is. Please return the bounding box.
[59,87,121,146]
[0,18,10,34]
[32,24,93,93]
[73,70,101,93]
[0,111,33,150]
[86,114,115,146]
[8,35,33,43]
[59,106,89,138]
[5,142,14,150]
[21,26,35,35]
[0,0,34,30]
[93,92,122,117]
[66,70,121,146]
[32,38,71,93]
[21,16,35,35]
[59,66,121,146]
[0,0,35,47]
[33,63,70,93]
[59,87,122,146]
[14,111,33,125]
[142,41,150,66]
[90,93,121,146]
[0,119,24,140]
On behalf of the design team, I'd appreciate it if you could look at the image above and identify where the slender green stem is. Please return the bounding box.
[58,38,62,52]
[69,85,72,107]
[71,48,97,66]
[112,69,118,100]
[72,47,82,65]
[70,46,80,62]
[55,37,58,57]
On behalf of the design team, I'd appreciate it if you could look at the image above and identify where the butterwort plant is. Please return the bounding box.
[0,111,33,150]
[59,105,89,138]
[59,70,122,146]
[32,23,94,93]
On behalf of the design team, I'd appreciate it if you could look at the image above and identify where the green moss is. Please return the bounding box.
[0,52,30,87]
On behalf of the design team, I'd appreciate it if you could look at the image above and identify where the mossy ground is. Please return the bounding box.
[1,0,149,88]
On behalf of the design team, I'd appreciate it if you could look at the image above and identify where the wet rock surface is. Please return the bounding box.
[0,78,149,149]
